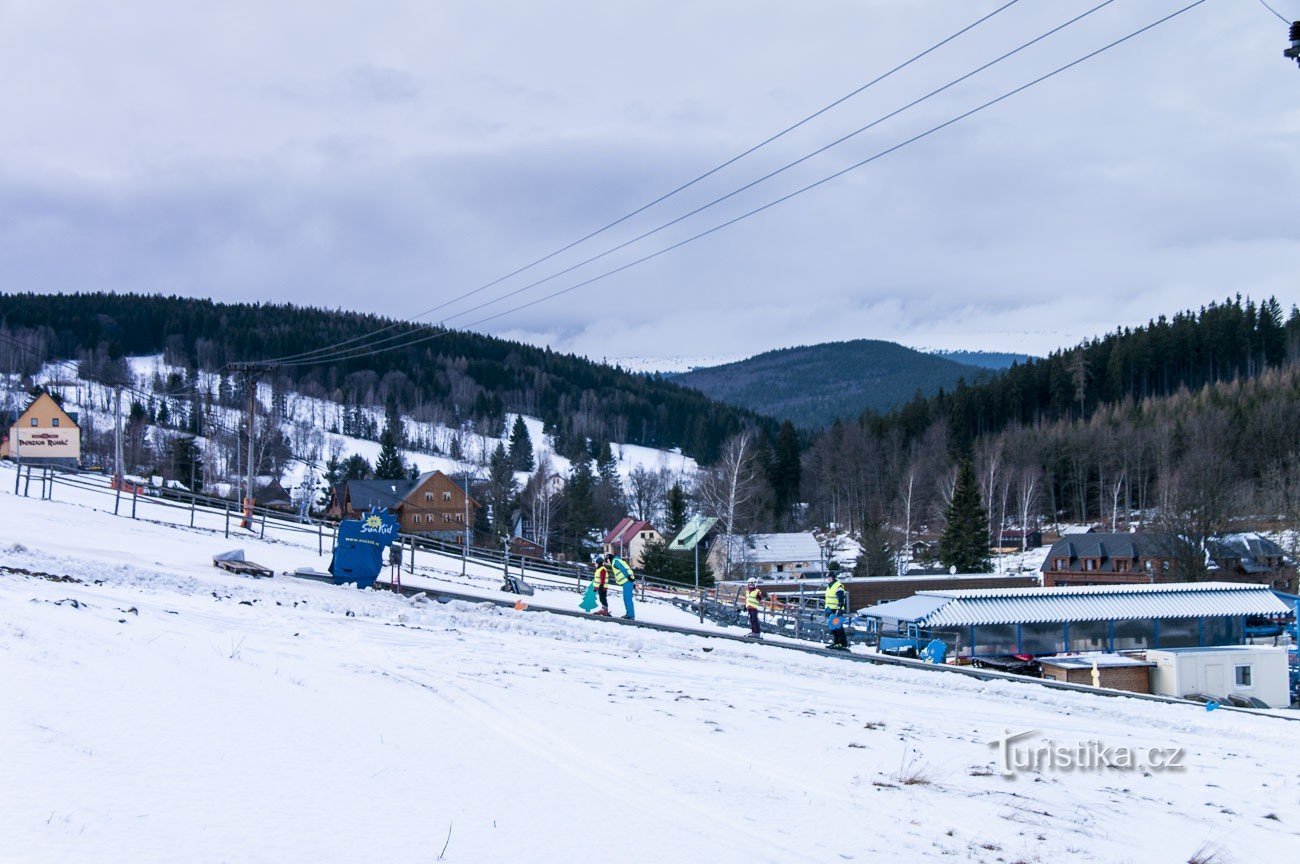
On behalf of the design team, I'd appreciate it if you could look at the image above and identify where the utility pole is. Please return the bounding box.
[462,463,473,576]
[244,369,256,529]
[114,385,123,486]
[230,362,270,531]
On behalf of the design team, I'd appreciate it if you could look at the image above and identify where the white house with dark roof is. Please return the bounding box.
[709,531,821,579]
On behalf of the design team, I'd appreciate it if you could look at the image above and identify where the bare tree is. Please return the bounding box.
[697,431,766,579]
[627,465,666,525]
[1016,466,1042,551]
[522,453,560,554]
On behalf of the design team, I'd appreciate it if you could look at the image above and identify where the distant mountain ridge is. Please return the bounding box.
[671,339,990,429]
[929,350,1034,370]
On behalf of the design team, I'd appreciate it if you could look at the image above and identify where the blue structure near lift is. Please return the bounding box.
[331,507,399,589]
[861,582,1291,660]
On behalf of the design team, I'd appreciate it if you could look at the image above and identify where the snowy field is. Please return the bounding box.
[3,464,1299,863]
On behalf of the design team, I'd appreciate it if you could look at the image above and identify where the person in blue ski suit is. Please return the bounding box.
[607,553,636,620]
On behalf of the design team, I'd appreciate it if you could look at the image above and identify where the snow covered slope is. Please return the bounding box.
[6,356,697,504]
[2,464,1297,863]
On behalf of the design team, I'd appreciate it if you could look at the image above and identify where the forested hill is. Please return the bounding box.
[877,296,1297,452]
[0,292,769,462]
[799,296,1300,550]
[930,350,1034,370]
[672,339,988,429]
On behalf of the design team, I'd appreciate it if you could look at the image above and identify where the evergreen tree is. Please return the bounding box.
[508,415,535,472]
[342,454,372,481]
[769,421,801,526]
[854,518,896,577]
[319,455,344,510]
[168,434,203,491]
[560,458,599,556]
[596,440,618,483]
[485,442,517,537]
[374,419,406,480]
[666,482,688,539]
[639,536,713,587]
[939,460,992,573]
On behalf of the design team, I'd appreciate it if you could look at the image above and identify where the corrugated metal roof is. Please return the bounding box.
[859,594,951,622]
[896,582,1288,627]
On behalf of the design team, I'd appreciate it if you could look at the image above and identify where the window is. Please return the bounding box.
[1084,559,1097,571]
[30,418,37,426]
[51,418,59,427]
[1113,619,1155,650]
[1114,559,1130,572]
[413,515,421,524]
[972,624,1017,655]
[456,514,463,523]
[425,492,433,502]
[1020,622,1066,655]
[443,514,453,523]
[1068,620,1111,652]
[443,491,452,502]
[1156,617,1198,648]
[1054,558,1069,570]
[1202,617,1242,646]
[1235,665,1252,687]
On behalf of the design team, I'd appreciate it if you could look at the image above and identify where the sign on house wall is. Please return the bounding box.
[13,426,81,460]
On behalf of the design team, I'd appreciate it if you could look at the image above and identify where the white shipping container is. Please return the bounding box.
[1146,646,1290,708]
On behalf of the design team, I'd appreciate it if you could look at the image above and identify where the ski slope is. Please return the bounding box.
[2,464,1298,863]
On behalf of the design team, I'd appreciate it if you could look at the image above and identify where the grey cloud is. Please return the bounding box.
[1,1,1298,363]
[345,64,421,105]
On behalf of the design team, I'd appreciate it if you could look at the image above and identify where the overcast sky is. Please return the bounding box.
[2,0,1299,367]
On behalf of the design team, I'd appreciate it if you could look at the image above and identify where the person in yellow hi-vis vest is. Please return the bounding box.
[744,578,764,639]
[824,573,849,650]
[590,557,612,616]
[608,553,636,620]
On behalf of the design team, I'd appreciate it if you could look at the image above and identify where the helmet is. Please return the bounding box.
[746,578,757,587]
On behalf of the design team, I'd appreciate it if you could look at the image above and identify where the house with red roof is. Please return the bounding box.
[603,517,662,568]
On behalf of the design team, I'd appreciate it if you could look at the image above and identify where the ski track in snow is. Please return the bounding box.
[2,465,1299,862]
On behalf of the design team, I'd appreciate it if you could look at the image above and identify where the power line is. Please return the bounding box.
[272,0,1117,368]
[275,0,1205,369]
[256,1,1023,366]
[1255,0,1291,24]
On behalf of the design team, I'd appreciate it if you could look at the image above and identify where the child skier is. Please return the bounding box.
[591,556,612,616]
[744,578,764,638]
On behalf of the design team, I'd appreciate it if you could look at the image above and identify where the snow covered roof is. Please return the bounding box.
[1037,653,1154,669]
[722,532,820,565]
[861,582,1289,627]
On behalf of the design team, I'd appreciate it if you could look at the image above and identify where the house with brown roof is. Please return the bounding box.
[329,470,479,541]
[1041,531,1294,590]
